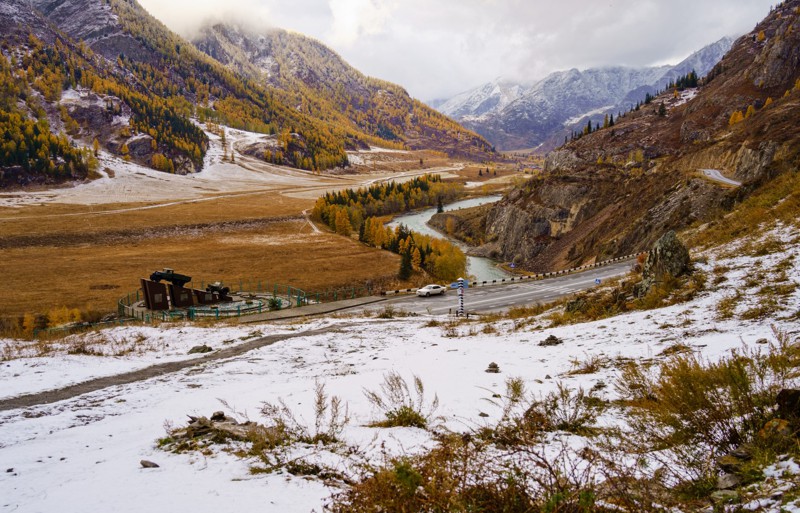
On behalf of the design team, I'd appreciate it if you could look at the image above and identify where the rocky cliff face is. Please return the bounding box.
[481,1,800,272]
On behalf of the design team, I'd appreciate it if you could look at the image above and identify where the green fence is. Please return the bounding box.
[116,279,377,325]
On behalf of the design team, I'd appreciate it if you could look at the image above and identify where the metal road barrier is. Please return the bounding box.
[380,253,645,296]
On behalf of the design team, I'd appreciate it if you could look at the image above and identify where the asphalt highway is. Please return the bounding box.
[368,260,635,315]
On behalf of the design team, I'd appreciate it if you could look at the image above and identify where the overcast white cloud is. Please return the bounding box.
[138,0,775,100]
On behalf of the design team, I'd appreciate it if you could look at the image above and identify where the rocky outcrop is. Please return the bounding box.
[635,231,690,296]
[544,150,585,173]
[166,411,269,444]
[734,141,778,182]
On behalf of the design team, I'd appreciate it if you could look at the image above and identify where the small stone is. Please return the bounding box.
[539,335,563,347]
[545,374,552,380]
[710,490,739,504]
[478,412,489,418]
[729,445,754,461]
[6,468,13,473]
[759,418,792,439]
[188,345,213,355]
[717,473,741,490]
[485,362,500,373]
[756,338,769,344]
[491,394,501,399]
[140,460,160,468]
[210,411,226,422]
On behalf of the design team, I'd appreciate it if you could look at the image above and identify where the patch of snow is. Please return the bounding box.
[564,105,615,126]
[672,88,699,108]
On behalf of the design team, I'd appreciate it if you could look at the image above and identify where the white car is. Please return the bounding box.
[416,284,447,297]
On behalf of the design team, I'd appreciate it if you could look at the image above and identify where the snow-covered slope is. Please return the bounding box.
[1,226,798,512]
[435,37,735,151]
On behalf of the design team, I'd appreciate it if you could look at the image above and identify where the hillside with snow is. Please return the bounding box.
[1,224,798,512]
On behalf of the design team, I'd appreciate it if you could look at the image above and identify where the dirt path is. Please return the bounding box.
[0,323,358,412]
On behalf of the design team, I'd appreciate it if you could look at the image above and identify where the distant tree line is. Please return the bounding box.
[311,174,467,281]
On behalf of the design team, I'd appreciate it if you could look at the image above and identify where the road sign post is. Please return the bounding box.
[457,277,465,316]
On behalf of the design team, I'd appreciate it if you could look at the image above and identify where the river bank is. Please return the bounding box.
[387,196,511,281]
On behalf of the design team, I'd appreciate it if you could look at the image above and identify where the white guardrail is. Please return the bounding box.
[380,253,645,296]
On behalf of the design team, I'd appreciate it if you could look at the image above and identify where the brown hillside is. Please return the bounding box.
[481,1,800,272]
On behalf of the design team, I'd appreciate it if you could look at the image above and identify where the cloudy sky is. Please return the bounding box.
[137,0,775,100]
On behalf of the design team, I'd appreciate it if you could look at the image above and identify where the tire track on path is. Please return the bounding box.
[0,322,359,412]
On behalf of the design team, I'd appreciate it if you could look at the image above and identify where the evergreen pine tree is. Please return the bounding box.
[398,249,412,280]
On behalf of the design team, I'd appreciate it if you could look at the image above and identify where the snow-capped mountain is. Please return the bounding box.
[436,79,531,122]
[435,37,735,151]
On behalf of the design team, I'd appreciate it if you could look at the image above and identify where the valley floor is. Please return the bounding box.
[1,227,798,512]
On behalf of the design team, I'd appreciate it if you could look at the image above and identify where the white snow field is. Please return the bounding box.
[1,227,799,512]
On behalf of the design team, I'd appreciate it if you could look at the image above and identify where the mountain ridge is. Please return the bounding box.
[191,22,493,159]
[0,0,492,188]
[436,36,735,151]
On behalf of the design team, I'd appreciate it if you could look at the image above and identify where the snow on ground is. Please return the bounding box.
[672,88,700,108]
[0,125,323,208]
[0,321,342,400]
[0,228,798,512]
[564,105,616,126]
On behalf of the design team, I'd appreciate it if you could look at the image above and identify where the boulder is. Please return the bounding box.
[635,231,690,297]
[188,344,213,355]
[710,490,739,505]
[717,473,741,490]
[140,460,160,468]
[717,454,745,474]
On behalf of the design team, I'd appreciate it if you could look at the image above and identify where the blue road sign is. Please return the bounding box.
[450,281,470,289]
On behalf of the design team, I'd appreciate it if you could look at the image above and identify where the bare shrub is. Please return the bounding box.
[483,379,603,444]
[260,381,350,447]
[364,372,440,429]
[611,328,800,493]
[327,435,609,513]
[567,354,610,375]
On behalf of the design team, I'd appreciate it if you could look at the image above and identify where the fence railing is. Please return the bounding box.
[381,253,646,295]
[115,280,378,326]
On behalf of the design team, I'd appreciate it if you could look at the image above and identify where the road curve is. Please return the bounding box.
[700,169,742,187]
